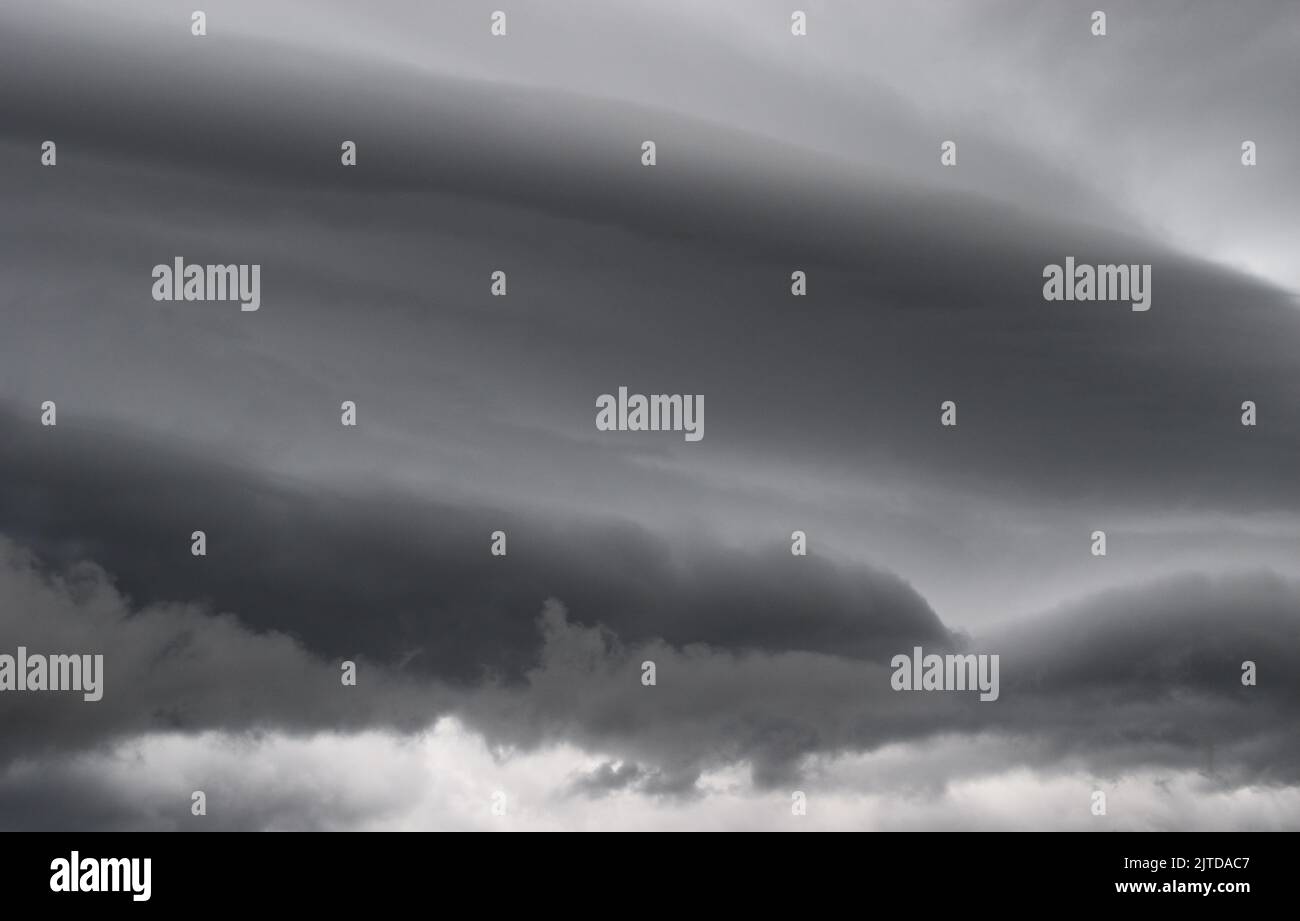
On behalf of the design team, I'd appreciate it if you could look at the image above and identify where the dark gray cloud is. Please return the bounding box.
[983,572,1300,786]
[566,761,648,798]
[0,761,374,833]
[2,0,1298,527]
[0,534,436,765]
[0,0,1297,830]
[0,405,950,684]
[458,577,1300,789]
[0,527,1296,827]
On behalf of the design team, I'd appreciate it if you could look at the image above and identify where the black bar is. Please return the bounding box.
[3,831,1286,909]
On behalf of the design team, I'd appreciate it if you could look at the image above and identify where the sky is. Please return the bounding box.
[0,0,1298,830]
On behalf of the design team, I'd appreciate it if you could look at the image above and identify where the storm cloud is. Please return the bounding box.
[1,0,1297,829]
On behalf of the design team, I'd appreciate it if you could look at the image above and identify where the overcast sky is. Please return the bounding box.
[0,0,1297,830]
